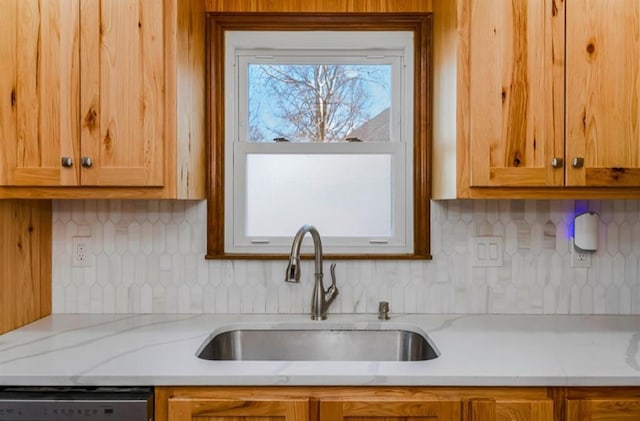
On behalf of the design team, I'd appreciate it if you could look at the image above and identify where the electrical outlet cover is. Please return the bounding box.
[571,245,591,268]
[72,236,92,267]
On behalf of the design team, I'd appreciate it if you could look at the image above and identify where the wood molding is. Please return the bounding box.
[205,13,432,260]
[449,187,640,200]
[205,1,433,13]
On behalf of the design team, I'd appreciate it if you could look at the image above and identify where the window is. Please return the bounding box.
[206,14,432,259]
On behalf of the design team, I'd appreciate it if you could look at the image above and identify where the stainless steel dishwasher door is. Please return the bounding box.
[0,387,153,421]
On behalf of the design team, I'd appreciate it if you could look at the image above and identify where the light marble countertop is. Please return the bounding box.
[0,313,638,387]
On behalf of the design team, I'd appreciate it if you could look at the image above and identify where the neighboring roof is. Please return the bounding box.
[345,107,390,142]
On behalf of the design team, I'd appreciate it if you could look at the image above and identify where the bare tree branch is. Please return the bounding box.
[251,64,382,142]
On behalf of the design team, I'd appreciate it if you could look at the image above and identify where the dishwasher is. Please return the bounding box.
[0,387,153,421]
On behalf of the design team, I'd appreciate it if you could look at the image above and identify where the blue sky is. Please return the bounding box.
[248,64,391,142]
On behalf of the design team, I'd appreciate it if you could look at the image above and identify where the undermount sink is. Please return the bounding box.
[196,324,439,361]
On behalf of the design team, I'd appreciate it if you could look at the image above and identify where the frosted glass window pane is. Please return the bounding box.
[246,154,392,237]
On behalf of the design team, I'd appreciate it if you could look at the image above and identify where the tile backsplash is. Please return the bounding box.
[52,200,640,315]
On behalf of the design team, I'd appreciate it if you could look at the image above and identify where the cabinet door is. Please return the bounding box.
[320,398,460,421]
[0,0,80,186]
[466,0,565,187]
[566,0,640,187]
[470,399,553,421]
[167,397,309,421]
[566,398,640,421]
[80,0,164,186]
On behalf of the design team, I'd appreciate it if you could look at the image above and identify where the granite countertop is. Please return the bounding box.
[0,313,638,387]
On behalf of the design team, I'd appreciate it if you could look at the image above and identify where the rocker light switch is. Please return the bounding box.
[472,236,503,267]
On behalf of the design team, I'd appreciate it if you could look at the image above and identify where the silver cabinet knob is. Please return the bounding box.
[551,157,563,168]
[572,157,585,168]
[81,156,93,168]
[61,157,73,168]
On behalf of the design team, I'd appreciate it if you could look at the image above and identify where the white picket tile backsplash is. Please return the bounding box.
[52,200,640,314]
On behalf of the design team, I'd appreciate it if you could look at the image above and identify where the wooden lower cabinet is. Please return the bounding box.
[167,396,309,421]
[155,387,553,421]
[156,386,640,421]
[469,398,553,421]
[564,388,640,421]
[320,397,460,421]
[566,399,640,421]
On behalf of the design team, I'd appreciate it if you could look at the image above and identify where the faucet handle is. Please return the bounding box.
[323,263,339,309]
[329,263,338,289]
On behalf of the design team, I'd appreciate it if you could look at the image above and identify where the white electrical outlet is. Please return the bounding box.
[571,245,591,268]
[72,236,92,267]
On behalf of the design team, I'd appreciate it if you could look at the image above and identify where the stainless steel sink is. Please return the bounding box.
[196,325,439,361]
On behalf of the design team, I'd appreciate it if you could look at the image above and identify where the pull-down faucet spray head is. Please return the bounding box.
[285,257,301,282]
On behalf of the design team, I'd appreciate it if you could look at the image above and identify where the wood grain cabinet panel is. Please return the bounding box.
[566,398,640,421]
[79,0,164,187]
[167,397,309,421]
[466,0,564,188]
[565,0,640,187]
[0,0,162,188]
[435,0,640,197]
[469,399,553,421]
[0,0,205,198]
[0,200,51,334]
[160,387,640,421]
[320,398,461,421]
[159,388,461,421]
[0,0,80,187]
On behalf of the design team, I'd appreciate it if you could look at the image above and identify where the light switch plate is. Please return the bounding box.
[472,236,503,267]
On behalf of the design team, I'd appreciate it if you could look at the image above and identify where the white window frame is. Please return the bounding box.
[224,31,414,255]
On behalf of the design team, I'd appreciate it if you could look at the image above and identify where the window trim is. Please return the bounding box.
[206,13,432,260]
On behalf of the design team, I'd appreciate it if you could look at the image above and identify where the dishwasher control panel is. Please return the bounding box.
[0,387,153,421]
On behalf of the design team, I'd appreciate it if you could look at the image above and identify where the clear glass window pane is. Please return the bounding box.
[246,154,392,237]
[248,64,391,143]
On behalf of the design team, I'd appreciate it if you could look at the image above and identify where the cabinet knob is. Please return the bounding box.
[572,157,585,168]
[81,156,93,168]
[61,157,73,168]
[551,157,564,168]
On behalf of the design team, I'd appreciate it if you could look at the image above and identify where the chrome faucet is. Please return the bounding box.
[285,225,339,320]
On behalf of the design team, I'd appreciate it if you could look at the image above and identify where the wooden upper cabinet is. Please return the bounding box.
[435,0,640,197]
[167,397,309,421]
[0,0,162,188]
[565,0,640,187]
[467,0,564,188]
[79,0,164,187]
[469,398,553,421]
[566,398,640,421]
[320,398,460,421]
[0,0,80,186]
[0,0,205,198]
